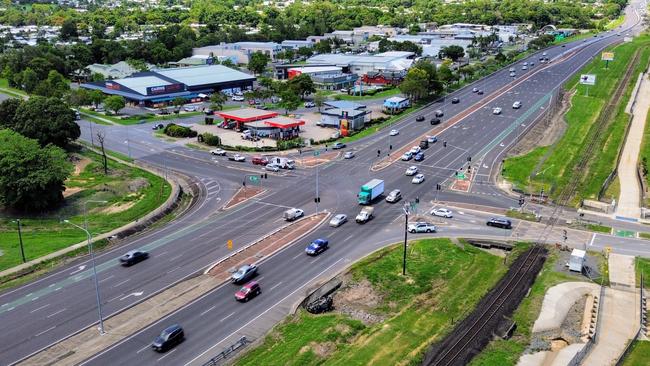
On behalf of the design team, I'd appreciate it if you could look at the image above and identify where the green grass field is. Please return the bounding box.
[336,88,401,101]
[636,257,650,288]
[503,35,650,203]
[0,78,28,98]
[0,149,171,272]
[470,249,583,365]
[236,238,512,366]
[640,105,650,204]
[80,108,202,125]
[620,340,650,366]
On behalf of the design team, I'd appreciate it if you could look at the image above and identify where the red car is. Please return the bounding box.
[252,156,269,165]
[235,281,261,302]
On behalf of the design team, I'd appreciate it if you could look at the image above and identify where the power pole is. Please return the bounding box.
[403,204,409,275]
[16,219,25,263]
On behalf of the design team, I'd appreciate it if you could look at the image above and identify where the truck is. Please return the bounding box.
[355,207,374,223]
[270,157,295,169]
[283,208,304,221]
[358,179,384,204]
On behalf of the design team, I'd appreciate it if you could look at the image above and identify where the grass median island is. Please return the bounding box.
[503,35,650,203]
[236,238,515,366]
[0,148,171,272]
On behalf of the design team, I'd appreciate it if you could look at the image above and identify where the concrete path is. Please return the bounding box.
[532,282,600,333]
[616,72,650,220]
[583,253,639,365]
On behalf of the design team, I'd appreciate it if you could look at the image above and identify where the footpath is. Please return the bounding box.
[583,253,640,365]
[615,72,650,220]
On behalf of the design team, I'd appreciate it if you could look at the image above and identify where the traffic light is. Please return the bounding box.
[436,183,442,190]
[467,156,472,162]
[314,197,321,203]
[518,197,525,206]
[389,145,392,150]
[377,149,381,157]
[260,174,264,179]
[415,197,420,204]
[243,181,246,187]
[563,230,568,241]
[443,141,447,147]
[264,173,268,179]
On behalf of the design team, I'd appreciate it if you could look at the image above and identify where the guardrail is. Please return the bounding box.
[201,336,251,366]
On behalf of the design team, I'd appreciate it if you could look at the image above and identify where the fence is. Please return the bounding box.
[567,284,606,366]
[201,336,251,366]
[614,273,645,366]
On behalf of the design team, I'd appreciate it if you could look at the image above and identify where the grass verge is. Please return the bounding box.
[506,209,539,222]
[80,108,202,125]
[620,340,650,366]
[336,87,401,101]
[636,257,650,288]
[0,78,28,98]
[236,238,513,366]
[0,148,171,272]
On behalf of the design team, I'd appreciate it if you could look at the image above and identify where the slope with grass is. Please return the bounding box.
[503,35,650,204]
[0,148,171,272]
[236,239,516,366]
[621,341,650,366]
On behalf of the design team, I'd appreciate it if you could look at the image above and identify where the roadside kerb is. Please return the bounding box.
[0,147,184,280]
[222,187,266,210]
[204,212,331,275]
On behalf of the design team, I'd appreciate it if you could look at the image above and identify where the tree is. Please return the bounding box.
[313,92,327,112]
[89,90,105,107]
[0,98,22,130]
[278,89,302,115]
[288,74,315,99]
[314,39,332,54]
[439,45,465,62]
[297,47,314,58]
[104,95,126,115]
[172,97,185,114]
[399,68,429,101]
[96,130,108,175]
[210,92,227,110]
[0,129,73,212]
[12,96,80,148]
[412,59,443,96]
[60,19,78,41]
[91,73,105,82]
[437,65,455,89]
[66,89,91,107]
[248,52,270,75]
[19,68,39,93]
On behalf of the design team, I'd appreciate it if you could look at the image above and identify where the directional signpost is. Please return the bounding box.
[601,52,614,69]
[580,74,596,96]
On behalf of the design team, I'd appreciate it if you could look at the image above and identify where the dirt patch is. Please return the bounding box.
[100,201,136,214]
[333,277,385,324]
[63,187,85,198]
[550,337,569,351]
[295,151,341,168]
[223,187,265,210]
[310,341,336,358]
[128,178,150,192]
[70,155,92,176]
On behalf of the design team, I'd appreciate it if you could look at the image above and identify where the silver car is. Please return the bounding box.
[329,214,348,227]
[386,189,402,203]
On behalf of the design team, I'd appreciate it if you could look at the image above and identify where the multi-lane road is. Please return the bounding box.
[1,1,649,364]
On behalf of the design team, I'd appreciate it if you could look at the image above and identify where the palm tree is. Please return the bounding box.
[210,92,227,111]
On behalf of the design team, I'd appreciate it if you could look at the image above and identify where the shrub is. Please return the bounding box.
[201,132,221,146]
[276,137,303,150]
[164,123,197,138]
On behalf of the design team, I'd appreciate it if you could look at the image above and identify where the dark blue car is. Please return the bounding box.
[306,238,329,255]
[414,152,424,161]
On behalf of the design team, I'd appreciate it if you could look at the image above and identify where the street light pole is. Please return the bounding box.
[403,204,409,275]
[15,219,25,263]
[315,163,320,213]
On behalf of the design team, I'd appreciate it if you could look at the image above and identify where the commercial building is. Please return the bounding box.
[215,108,305,139]
[361,70,405,85]
[383,96,410,114]
[86,61,150,79]
[193,42,283,64]
[311,73,358,91]
[281,40,314,49]
[80,65,255,108]
[306,51,414,76]
[320,100,370,131]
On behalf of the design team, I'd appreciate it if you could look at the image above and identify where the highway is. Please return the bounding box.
[0,1,648,364]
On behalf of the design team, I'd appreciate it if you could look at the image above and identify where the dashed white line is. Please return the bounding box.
[108,294,123,303]
[200,305,216,316]
[292,253,302,260]
[157,348,176,361]
[136,344,150,354]
[269,282,283,291]
[220,311,235,322]
[169,254,183,262]
[113,279,130,288]
[46,308,66,318]
[98,275,114,284]
[30,304,50,313]
[35,326,56,337]
[167,266,180,274]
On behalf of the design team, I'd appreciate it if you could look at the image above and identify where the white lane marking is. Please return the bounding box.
[54,287,61,292]
[119,292,144,301]
[310,258,318,264]
[292,253,302,260]
[220,311,236,322]
[589,233,596,246]
[69,265,87,275]
[157,348,176,361]
[46,308,66,318]
[269,282,283,291]
[167,266,180,274]
[136,344,150,354]
[200,305,216,316]
[113,279,130,288]
[35,326,56,337]
[108,294,123,303]
[31,297,39,301]
[342,234,354,243]
[255,276,265,282]
[169,254,183,262]
[184,258,344,366]
[98,275,114,284]
[30,304,50,314]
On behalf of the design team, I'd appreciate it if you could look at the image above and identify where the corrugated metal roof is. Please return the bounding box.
[114,76,171,95]
[155,65,254,87]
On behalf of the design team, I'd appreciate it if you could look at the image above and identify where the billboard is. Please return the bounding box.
[580,74,596,86]
[601,52,615,61]
[146,83,185,95]
[105,82,120,90]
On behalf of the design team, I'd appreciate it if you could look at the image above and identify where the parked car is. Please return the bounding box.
[427,136,438,143]
[183,105,198,112]
[434,109,444,117]
[305,238,329,255]
[252,156,269,165]
[451,97,460,104]
[231,264,258,284]
[344,151,355,159]
[332,142,346,149]
[340,88,348,93]
[431,208,453,218]
[119,250,149,266]
[407,222,436,233]
[512,101,522,109]
[487,217,512,229]
[151,325,184,352]
[329,214,348,227]
[265,163,280,172]
[390,129,400,136]
[522,65,528,70]
[412,173,425,184]
[210,148,227,156]
[385,189,402,203]
[304,101,315,108]
[229,154,246,162]
[493,107,502,115]
[414,152,424,161]
[430,117,441,125]
[235,281,261,302]
[232,95,245,101]
[509,67,515,72]
[401,152,413,161]
[509,71,516,77]
[405,166,418,176]
[159,108,170,115]
[415,115,425,122]
[152,123,164,130]
[256,105,269,110]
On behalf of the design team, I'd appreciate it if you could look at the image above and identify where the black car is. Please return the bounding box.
[430,118,441,125]
[487,218,512,229]
[332,142,346,149]
[415,115,425,122]
[204,108,214,115]
[152,123,164,130]
[419,140,429,149]
[119,250,149,266]
[477,90,484,95]
[451,97,460,104]
[152,324,184,352]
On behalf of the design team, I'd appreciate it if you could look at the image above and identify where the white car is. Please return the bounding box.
[304,101,315,108]
[523,62,528,66]
[427,136,438,143]
[509,67,515,72]
[522,65,528,70]
[232,95,245,101]
[472,87,479,93]
[412,173,425,184]
[405,166,418,176]
[344,151,355,159]
[509,71,516,77]
[389,129,399,136]
[329,214,348,227]
[230,154,246,162]
[401,152,413,161]
[210,148,226,156]
[183,105,198,112]
[493,107,502,115]
[431,208,453,218]
[265,163,280,172]
[408,222,436,233]
[512,101,522,109]
[410,146,421,154]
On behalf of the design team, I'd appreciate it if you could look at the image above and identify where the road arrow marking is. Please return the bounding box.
[69,265,86,275]
[120,291,144,301]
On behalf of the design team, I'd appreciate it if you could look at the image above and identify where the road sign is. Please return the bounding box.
[624,37,633,43]
[227,239,233,250]
[313,150,320,157]
[249,176,259,183]
[579,74,596,86]
[457,172,466,180]
[601,52,615,61]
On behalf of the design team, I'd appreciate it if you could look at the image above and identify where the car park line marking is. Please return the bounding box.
[46,308,66,318]
[35,326,56,337]
[200,305,216,316]
[157,348,176,361]
[29,304,50,313]
[269,282,283,291]
[185,258,345,366]
[220,312,236,322]
[113,279,130,288]
[136,344,150,354]
[98,275,114,284]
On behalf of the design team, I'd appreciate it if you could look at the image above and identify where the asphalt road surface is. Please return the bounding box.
[0,2,648,364]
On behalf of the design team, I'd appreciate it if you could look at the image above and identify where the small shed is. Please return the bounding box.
[569,249,586,272]
[383,96,410,114]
